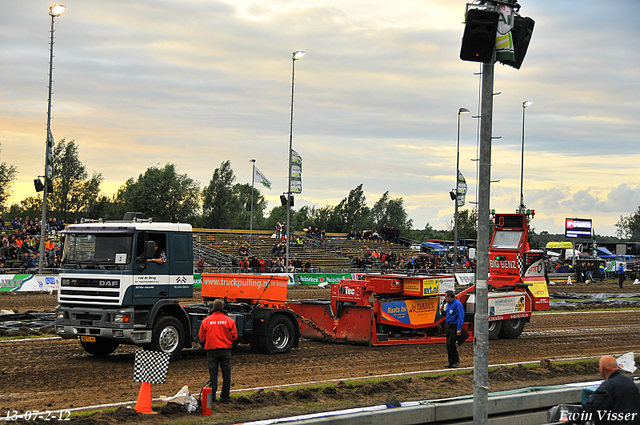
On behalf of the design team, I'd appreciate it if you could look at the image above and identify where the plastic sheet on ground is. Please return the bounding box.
[549,292,640,307]
[0,311,55,331]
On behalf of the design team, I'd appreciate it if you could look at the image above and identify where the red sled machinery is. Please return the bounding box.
[287,210,549,346]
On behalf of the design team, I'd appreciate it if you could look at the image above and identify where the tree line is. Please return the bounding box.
[1,139,479,241]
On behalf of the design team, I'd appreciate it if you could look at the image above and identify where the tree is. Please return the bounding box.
[335,184,372,232]
[0,142,18,212]
[456,209,478,240]
[371,191,413,231]
[49,139,104,222]
[115,163,200,222]
[202,160,240,228]
[616,207,640,241]
[230,182,267,229]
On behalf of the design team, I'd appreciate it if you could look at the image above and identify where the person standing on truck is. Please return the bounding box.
[147,241,166,264]
[442,290,464,368]
[199,299,238,403]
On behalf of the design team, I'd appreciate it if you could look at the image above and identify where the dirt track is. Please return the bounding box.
[1,282,639,424]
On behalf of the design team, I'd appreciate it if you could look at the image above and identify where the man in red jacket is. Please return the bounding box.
[199,299,238,403]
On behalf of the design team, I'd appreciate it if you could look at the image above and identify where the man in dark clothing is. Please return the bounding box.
[442,290,465,368]
[199,299,238,403]
[572,355,640,424]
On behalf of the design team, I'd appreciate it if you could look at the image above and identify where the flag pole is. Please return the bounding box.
[250,159,256,231]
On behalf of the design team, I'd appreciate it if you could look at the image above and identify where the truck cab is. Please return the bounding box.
[54,215,195,359]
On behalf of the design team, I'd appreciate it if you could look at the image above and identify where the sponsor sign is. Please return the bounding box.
[455,273,475,286]
[295,273,353,286]
[488,294,526,316]
[381,297,440,326]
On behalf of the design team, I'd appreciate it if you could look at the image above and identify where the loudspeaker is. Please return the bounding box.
[501,16,535,69]
[280,195,288,206]
[34,178,44,192]
[460,9,499,63]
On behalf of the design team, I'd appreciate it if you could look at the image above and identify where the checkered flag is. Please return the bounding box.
[133,350,170,384]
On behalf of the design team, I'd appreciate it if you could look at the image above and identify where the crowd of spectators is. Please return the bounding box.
[347,225,401,243]
[352,248,476,273]
[228,242,316,273]
[0,215,63,272]
[552,260,604,283]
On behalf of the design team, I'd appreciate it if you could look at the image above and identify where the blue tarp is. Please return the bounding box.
[597,247,616,259]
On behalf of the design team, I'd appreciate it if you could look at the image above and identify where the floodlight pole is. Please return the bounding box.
[250,159,256,231]
[285,51,305,271]
[39,4,66,275]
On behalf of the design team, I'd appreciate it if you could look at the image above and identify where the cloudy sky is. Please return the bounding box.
[1,0,639,236]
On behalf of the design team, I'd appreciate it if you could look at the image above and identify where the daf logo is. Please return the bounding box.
[98,280,118,287]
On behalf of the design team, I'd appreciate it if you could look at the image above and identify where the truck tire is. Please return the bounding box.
[488,320,502,340]
[497,318,525,339]
[80,338,119,356]
[255,315,295,354]
[149,316,185,360]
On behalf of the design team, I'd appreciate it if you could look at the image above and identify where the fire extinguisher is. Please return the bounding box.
[200,380,213,416]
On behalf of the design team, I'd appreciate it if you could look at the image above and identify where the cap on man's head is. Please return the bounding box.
[213,299,224,311]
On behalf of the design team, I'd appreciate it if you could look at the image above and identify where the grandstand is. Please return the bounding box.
[192,229,419,273]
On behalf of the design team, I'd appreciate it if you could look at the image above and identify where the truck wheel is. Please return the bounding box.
[488,320,502,340]
[497,318,525,339]
[149,316,185,360]
[263,315,295,354]
[80,338,119,356]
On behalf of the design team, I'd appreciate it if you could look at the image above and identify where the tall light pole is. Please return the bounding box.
[249,159,256,231]
[285,50,305,271]
[39,3,67,275]
[454,107,470,274]
[519,100,533,213]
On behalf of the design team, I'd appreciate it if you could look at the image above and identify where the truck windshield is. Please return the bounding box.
[62,233,133,269]
[490,230,523,249]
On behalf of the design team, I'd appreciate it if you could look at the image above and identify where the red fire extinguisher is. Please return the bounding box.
[201,386,213,416]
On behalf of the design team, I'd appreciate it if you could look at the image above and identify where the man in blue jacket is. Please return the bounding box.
[442,290,465,368]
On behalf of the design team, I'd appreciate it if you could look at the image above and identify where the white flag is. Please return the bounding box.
[254,166,272,189]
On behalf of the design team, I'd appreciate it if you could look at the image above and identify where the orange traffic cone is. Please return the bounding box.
[135,382,157,414]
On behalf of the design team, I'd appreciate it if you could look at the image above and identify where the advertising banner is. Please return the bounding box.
[0,275,59,292]
[295,273,353,286]
[380,298,443,326]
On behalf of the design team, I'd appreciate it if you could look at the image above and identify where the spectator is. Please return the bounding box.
[196,258,205,273]
[238,244,248,257]
[0,215,4,230]
[249,256,260,271]
[303,259,312,271]
[11,217,20,230]
[571,355,640,424]
[0,261,5,274]
[617,263,626,288]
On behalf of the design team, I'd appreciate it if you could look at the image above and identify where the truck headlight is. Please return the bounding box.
[114,314,130,323]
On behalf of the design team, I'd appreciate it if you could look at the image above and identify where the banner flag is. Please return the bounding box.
[495,4,516,64]
[46,129,55,179]
[457,171,467,207]
[290,150,302,193]
[254,166,272,189]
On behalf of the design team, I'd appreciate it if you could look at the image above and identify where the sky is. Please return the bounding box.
[1,0,639,237]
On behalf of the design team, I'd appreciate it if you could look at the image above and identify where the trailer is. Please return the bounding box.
[288,210,549,346]
[54,214,299,359]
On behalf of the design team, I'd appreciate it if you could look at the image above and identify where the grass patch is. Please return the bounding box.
[0,333,58,341]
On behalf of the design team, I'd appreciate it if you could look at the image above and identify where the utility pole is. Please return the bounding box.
[473,59,494,425]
